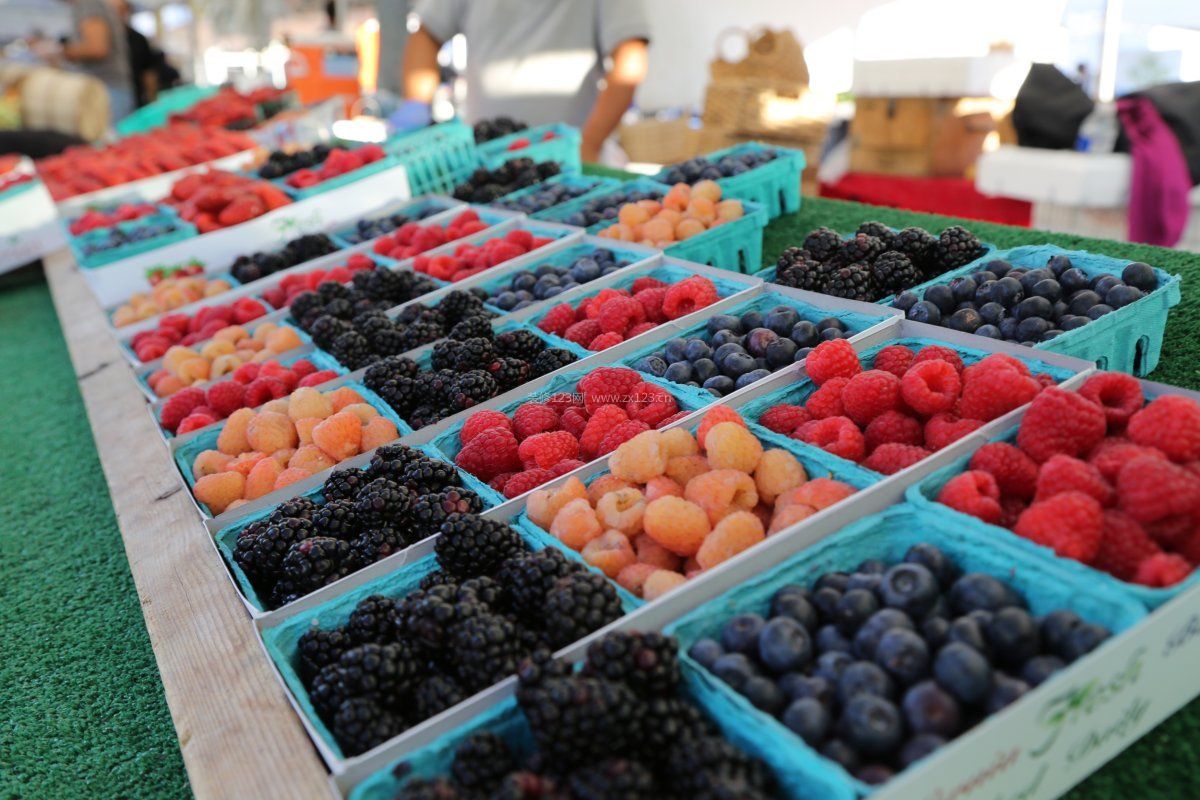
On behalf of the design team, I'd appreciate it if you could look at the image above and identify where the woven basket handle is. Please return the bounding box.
[713,26,752,62]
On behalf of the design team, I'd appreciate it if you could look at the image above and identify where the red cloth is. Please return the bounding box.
[1117,97,1191,247]
[820,173,1032,227]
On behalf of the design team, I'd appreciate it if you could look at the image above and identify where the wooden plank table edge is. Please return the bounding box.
[41,249,334,800]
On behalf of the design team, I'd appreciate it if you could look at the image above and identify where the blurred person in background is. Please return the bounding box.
[401,0,650,163]
[43,0,134,120]
[113,0,158,107]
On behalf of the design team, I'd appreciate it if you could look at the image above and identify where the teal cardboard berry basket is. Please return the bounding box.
[537,176,673,232]
[490,172,621,218]
[328,195,467,248]
[273,151,402,200]
[659,198,769,274]
[479,122,583,174]
[70,210,198,270]
[665,504,1146,798]
[655,141,806,220]
[383,120,481,195]
[890,244,1182,376]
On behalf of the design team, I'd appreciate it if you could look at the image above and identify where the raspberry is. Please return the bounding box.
[595,295,645,334]
[901,360,961,417]
[1017,388,1107,463]
[511,403,560,441]
[1134,553,1192,587]
[841,369,902,426]
[696,406,745,449]
[290,359,316,378]
[311,410,362,461]
[580,405,630,459]
[643,496,711,556]
[936,470,1002,524]
[594,487,647,534]
[549,459,586,477]
[563,319,603,347]
[245,376,289,408]
[631,276,667,292]
[704,424,762,474]
[1035,455,1113,506]
[634,287,668,322]
[753,449,805,504]
[806,339,861,386]
[969,442,1039,500]
[582,530,638,578]
[537,303,577,336]
[461,409,512,444]
[1088,440,1166,483]
[958,365,1040,423]
[232,362,261,384]
[864,410,923,451]
[299,370,338,388]
[502,468,554,498]
[579,368,644,414]
[759,404,810,436]
[872,345,915,378]
[545,391,581,414]
[560,406,589,439]
[598,419,652,456]
[655,410,691,430]
[588,331,624,351]
[796,416,866,463]
[999,496,1027,529]
[804,377,849,420]
[624,381,679,427]
[584,289,629,319]
[1093,510,1161,581]
[1116,455,1200,526]
[684,469,758,525]
[609,430,667,483]
[193,471,245,514]
[1078,372,1144,432]
[161,386,207,433]
[1127,395,1200,463]
[661,276,718,319]
[863,443,932,475]
[912,345,964,374]
[627,321,658,337]
[178,412,217,434]
[924,413,983,451]
[696,511,766,570]
[204,381,245,418]
[455,426,522,481]
[1014,492,1103,561]
[518,430,580,469]
[550,497,604,549]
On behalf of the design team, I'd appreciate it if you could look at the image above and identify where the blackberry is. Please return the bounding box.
[529,347,578,377]
[496,549,583,619]
[333,696,404,756]
[331,330,377,370]
[318,281,353,302]
[413,675,466,720]
[517,672,640,768]
[281,536,352,594]
[824,263,874,301]
[638,695,712,752]
[406,404,451,431]
[665,736,772,800]
[490,772,560,800]
[364,355,420,387]
[395,318,446,352]
[439,289,487,323]
[485,357,533,392]
[894,226,938,266]
[857,221,897,247]
[354,477,414,528]
[289,292,323,324]
[775,249,828,292]
[267,496,319,523]
[269,580,304,609]
[349,526,409,565]
[401,586,474,651]
[436,514,528,579]
[834,233,886,266]
[933,225,985,271]
[338,642,418,697]
[394,778,462,800]
[353,310,392,335]
[448,315,494,342]
[430,340,461,372]
[239,516,316,579]
[583,631,680,697]
[451,613,524,691]
[310,663,350,719]
[347,595,398,645]
[544,572,624,648]
[368,327,410,358]
[568,759,657,800]
[296,624,351,680]
[312,498,361,540]
[322,468,368,502]
[419,570,457,591]
[458,576,505,609]
[494,329,545,361]
[397,458,462,493]
[373,443,428,469]
[454,338,497,372]
[449,370,499,410]
[411,488,484,533]
[375,377,425,417]
[323,298,356,321]
[451,732,516,793]
[802,227,842,262]
[870,250,921,294]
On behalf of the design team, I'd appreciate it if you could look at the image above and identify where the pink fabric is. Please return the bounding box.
[1117,97,1191,247]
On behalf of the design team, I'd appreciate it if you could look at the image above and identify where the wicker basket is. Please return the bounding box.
[0,65,109,140]
[618,118,700,164]
[709,27,808,87]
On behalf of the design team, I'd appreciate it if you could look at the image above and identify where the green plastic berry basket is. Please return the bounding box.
[654,141,806,220]
[733,336,1083,484]
[172,381,410,515]
[70,210,198,270]
[491,172,621,218]
[258,522,640,764]
[478,122,583,173]
[536,176,674,232]
[665,503,1147,798]
[888,245,1182,376]
[383,120,482,195]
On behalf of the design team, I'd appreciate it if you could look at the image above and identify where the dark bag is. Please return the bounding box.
[1012,64,1094,149]
[1134,81,1200,185]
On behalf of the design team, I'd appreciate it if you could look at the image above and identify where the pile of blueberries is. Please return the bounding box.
[893,256,1158,345]
[492,179,598,215]
[80,218,185,256]
[633,305,852,397]
[557,185,665,228]
[483,248,633,312]
[660,148,780,184]
[338,203,444,245]
[687,543,1112,785]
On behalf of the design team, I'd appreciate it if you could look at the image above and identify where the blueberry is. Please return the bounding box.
[710,329,743,348]
[540,286,563,299]
[633,355,668,377]
[893,292,920,312]
[949,573,1012,615]
[664,361,694,384]
[513,273,537,291]
[663,338,688,362]
[706,314,743,336]
[771,588,818,630]
[1086,304,1114,320]
[783,698,830,746]
[764,338,798,368]
[794,347,813,362]
[972,324,998,338]
[978,302,1005,326]
[1039,610,1082,654]
[1020,268,1054,291]
[816,624,854,655]
[874,628,930,686]
[789,320,819,348]
[741,310,764,330]
[721,352,756,379]
[838,661,895,706]
[949,277,978,303]
[879,563,939,618]
[947,617,988,654]
[741,675,786,714]
[1122,262,1157,291]
[601,265,621,276]
[688,638,724,669]
[985,607,1040,667]
[759,616,814,674]
[1060,621,1109,662]
[853,609,915,661]
[814,651,854,684]
[720,613,766,654]
[902,680,961,737]
[713,342,746,363]
[903,543,958,589]
[1052,300,1069,319]
[998,317,1020,340]
[840,695,903,757]
[817,317,849,333]
[493,291,518,310]
[811,587,843,622]
[1046,255,1073,275]
[1014,296,1053,320]
[745,328,779,358]
[1105,284,1143,308]
[921,616,951,650]
[692,357,718,382]
[764,306,801,336]
[974,280,998,305]
[511,300,533,311]
[1060,315,1090,331]
[986,673,1029,713]
[933,642,992,704]
[925,284,956,315]
[899,734,946,768]
[569,257,600,282]
[947,308,982,334]
[712,652,757,690]
[819,738,861,772]
[1091,274,1122,296]
[1021,654,1065,687]
[1067,290,1102,315]
[1031,279,1062,303]
[955,300,979,313]
[1017,317,1051,341]
[684,339,713,361]
[816,572,851,592]
[984,259,1012,277]
[1058,267,1089,295]
[972,270,999,285]
[820,328,847,342]
[703,375,735,396]
[907,301,941,325]
[834,589,880,634]
[846,572,882,593]
[736,369,772,389]
[785,674,836,707]
[992,277,1024,307]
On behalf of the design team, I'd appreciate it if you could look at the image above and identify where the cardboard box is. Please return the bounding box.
[851,98,997,177]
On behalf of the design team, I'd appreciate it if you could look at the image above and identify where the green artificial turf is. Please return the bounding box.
[2,188,1199,798]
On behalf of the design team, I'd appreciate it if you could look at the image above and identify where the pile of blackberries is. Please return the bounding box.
[473,116,528,144]
[660,148,779,183]
[228,233,339,284]
[256,144,332,179]
[484,247,632,311]
[453,158,560,204]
